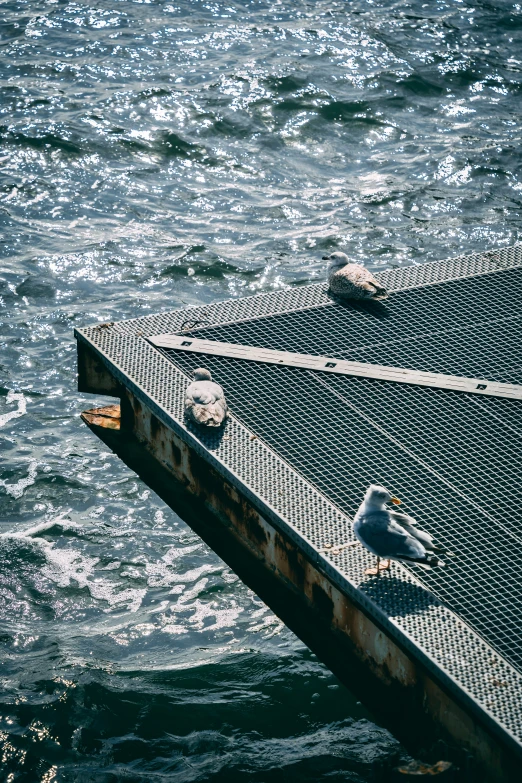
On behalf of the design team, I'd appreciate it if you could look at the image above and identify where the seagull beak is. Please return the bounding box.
[322,256,329,260]
[390,497,401,505]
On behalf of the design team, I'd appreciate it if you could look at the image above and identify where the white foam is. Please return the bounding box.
[146,560,216,588]
[0,510,75,546]
[0,390,27,428]
[0,460,37,499]
[42,545,146,612]
[1,511,144,614]
[42,547,99,589]
[171,591,242,632]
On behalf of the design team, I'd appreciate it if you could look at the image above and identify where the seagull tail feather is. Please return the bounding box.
[432,545,455,557]
[424,554,445,568]
[369,283,388,299]
[399,553,445,568]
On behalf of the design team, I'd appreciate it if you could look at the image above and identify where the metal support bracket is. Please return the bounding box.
[149,333,522,400]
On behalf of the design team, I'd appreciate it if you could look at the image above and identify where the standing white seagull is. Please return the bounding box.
[353,485,445,576]
[324,252,388,301]
[184,368,228,428]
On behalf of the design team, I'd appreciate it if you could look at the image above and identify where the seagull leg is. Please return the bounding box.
[366,557,391,576]
[365,556,381,576]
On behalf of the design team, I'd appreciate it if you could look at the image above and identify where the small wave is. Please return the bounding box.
[264,74,309,94]
[318,100,383,126]
[0,511,79,543]
[0,390,27,428]
[15,276,56,299]
[160,259,240,280]
[212,116,253,139]
[117,130,218,164]
[0,460,37,499]
[134,87,171,102]
[221,719,407,776]
[160,131,202,159]
[0,512,79,569]
[0,129,82,155]
[397,73,445,97]
[156,131,218,165]
[0,513,145,613]
[274,96,315,113]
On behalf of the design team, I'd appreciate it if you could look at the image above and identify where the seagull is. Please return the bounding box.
[184,368,228,428]
[353,485,445,576]
[323,252,388,301]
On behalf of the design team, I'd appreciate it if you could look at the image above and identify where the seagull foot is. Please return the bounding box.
[365,559,391,576]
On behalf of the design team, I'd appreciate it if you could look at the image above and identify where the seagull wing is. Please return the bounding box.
[191,390,213,405]
[389,510,436,550]
[366,278,388,299]
[388,510,417,525]
[355,513,426,560]
[354,267,387,298]
[186,381,224,405]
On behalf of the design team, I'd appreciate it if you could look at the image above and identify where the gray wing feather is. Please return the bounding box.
[354,511,426,559]
[360,523,426,559]
[388,510,435,549]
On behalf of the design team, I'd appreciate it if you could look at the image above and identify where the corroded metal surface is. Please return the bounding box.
[80,404,121,430]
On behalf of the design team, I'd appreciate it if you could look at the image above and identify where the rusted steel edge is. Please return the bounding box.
[74,327,522,761]
[81,404,121,430]
[148,334,522,400]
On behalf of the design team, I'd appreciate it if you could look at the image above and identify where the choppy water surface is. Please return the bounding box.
[1,0,521,780]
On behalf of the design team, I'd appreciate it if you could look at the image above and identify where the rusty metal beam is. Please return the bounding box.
[77,340,121,395]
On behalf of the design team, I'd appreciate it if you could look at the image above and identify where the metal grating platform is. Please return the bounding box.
[175,267,522,384]
[76,245,522,757]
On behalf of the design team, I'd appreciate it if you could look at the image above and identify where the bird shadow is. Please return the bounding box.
[359,573,440,619]
[328,293,391,320]
[185,415,229,451]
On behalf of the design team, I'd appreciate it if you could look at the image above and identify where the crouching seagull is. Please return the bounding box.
[184,368,228,428]
[324,252,388,301]
[353,485,445,576]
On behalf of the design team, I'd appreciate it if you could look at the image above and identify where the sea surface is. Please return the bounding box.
[1,1,521,780]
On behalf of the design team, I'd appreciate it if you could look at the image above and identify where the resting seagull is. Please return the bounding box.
[324,252,388,301]
[184,368,228,428]
[353,485,445,576]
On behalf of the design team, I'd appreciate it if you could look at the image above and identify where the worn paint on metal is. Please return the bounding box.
[148,333,522,400]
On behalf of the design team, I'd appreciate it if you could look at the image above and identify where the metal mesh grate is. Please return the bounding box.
[160,264,522,672]
[76,245,522,750]
[161,352,522,665]
[181,266,522,384]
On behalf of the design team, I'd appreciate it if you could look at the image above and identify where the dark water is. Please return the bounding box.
[1,0,521,780]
